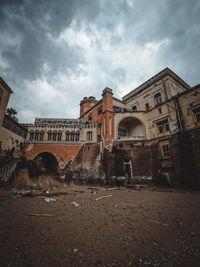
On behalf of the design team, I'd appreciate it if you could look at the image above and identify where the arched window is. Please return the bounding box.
[47,131,52,141]
[154,92,162,105]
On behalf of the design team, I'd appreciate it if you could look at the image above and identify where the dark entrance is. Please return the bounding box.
[124,159,132,184]
[34,152,58,174]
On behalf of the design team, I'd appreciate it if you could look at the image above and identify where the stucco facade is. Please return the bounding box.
[2,68,199,185]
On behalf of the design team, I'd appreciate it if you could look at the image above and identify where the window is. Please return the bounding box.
[87,131,92,141]
[75,133,80,141]
[39,132,44,141]
[157,119,169,133]
[70,133,75,141]
[154,92,162,105]
[34,132,39,141]
[193,108,200,122]
[65,133,70,141]
[88,115,92,121]
[162,144,170,158]
[118,128,127,137]
[158,108,162,114]
[57,133,62,141]
[52,133,57,141]
[47,132,52,141]
[0,89,3,102]
[132,105,137,112]
[145,103,149,112]
[98,107,102,115]
[30,132,34,141]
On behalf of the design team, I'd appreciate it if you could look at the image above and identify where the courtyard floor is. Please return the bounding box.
[0,185,200,266]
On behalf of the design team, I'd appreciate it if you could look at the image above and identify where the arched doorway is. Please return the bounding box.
[34,152,58,174]
[118,117,145,140]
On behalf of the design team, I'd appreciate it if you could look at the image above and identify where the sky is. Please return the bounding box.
[0,0,200,123]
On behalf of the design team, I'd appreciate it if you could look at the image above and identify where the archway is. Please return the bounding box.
[34,152,58,174]
[118,117,145,139]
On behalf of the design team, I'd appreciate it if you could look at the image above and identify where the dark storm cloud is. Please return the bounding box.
[0,0,199,122]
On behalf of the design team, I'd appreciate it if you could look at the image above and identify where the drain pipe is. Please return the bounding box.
[162,80,184,133]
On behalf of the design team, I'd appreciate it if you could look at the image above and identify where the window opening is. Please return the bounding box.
[87,131,92,141]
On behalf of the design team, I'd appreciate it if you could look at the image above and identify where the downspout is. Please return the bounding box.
[162,79,184,133]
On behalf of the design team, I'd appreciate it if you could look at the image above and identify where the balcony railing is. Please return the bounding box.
[117,136,145,140]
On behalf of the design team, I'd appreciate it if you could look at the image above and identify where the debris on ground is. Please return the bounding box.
[91,189,97,194]
[73,248,79,253]
[26,214,55,217]
[71,201,79,207]
[44,197,56,203]
[10,190,20,196]
[96,195,112,201]
[146,218,169,227]
[21,190,33,197]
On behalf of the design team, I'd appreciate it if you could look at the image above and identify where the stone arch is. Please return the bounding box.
[33,151,59,173]
[116,116,146,140]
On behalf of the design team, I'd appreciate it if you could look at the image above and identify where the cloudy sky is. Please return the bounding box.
[0,0,200,122]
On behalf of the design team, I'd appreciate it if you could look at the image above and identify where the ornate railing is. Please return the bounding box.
[117,136,145,140]
[0,159,19,183]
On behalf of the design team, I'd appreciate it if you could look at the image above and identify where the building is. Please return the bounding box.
[0,77,13,128]
[0,77,27,156]
[22,67,200,185]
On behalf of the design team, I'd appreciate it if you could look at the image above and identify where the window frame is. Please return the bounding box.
[154,92,162,105]
[87,131,92,141]
[162,144,170,158]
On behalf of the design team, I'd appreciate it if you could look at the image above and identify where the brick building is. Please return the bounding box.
[22,67,200,185]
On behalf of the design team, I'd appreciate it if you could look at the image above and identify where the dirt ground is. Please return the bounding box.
[0,185,200,267]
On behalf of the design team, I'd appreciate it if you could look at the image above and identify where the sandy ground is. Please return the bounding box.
[0,185,200,267]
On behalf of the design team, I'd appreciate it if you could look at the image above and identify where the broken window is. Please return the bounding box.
[57,133,62,141]
[65,133,70,141]
[193,107,200,122]
[39,132,44,141]
[162,144,170,158]
[47,132,52,141]
[132,105,137,111]
[98,107,102,115]
[30,132,34,140]
[87,131,92,141]
[157,119,169,133]
[118,128,127,137]
[154,92,162,105]
[70,133,75,141]
[76,133,80,141]
[52,133,57,141]
[34,132,39,141]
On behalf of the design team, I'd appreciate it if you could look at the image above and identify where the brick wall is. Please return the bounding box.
[24,144,82,168]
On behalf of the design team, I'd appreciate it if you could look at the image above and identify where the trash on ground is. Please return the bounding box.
[73,248,79,253]
[64,184,67,188]
[71,201,79,207]
[45,190,49,194]
[96,195,112,201]
[146,218,169,227]
[21,191,33,197]
[91,190,97,194]
[10,190,20,196]
[26,213,55,217]
[45,197,56,203]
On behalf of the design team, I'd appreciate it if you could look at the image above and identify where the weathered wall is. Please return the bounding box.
[65,142,105,183]
[0,127,25,151]
[24,144,82,169]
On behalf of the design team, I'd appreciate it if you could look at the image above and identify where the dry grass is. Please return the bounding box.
[12,169,62,189]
